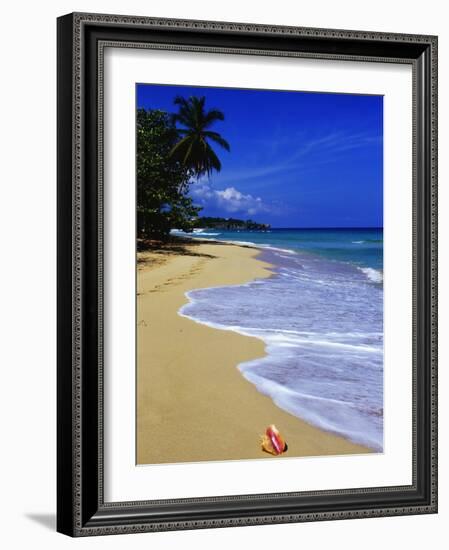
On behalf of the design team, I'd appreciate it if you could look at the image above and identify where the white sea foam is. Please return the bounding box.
[178,240,384,451]
[256,244,297,255]
[194,238,297,256]
[238,370,383,450]
[359,267,383,283]
[169,229,221,237]
[179,303,381,355]
[172,230,298,256]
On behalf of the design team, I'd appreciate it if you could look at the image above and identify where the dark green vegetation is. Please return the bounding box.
[137,109,200,236]
[169,96,230,178]
[137,95,230,238]
[194,217,271,231]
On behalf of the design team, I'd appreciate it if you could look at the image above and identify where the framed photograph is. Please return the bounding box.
[57,12,438,536]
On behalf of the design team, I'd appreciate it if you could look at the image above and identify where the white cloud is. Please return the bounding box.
[191,183,270,217]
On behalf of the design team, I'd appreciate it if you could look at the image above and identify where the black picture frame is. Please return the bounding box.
[57,12,438,537]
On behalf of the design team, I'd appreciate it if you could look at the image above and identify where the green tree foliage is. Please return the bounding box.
[137,108,201,237]
[194,217,271,231]
[169,96,230,178]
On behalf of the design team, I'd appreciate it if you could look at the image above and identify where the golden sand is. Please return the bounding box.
[137,240,371,464]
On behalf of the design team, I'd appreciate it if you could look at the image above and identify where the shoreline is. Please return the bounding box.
[137,239,372,464]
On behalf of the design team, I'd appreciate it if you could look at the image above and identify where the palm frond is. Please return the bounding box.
[168,135,192,159]
[171,95,229,178]
[203,131,231,151]
[203,142,222,174]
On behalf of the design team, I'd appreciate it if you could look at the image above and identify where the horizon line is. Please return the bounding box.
[203,226,383,230]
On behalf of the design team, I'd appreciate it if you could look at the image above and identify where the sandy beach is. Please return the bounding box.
[137,239,371,464]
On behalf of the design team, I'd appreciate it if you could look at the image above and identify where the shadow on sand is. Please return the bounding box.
[137,236,222,262]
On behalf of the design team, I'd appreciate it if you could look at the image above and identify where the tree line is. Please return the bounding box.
[137,95,230,238]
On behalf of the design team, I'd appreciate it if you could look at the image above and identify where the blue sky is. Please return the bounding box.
[137,83,383,228]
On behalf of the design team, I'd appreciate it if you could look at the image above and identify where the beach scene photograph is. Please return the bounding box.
[136,83,383,465]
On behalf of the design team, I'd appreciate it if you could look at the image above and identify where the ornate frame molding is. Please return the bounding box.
[57,12,438,537]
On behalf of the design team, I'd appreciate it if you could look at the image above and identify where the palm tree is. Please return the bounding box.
[169,95,230,178]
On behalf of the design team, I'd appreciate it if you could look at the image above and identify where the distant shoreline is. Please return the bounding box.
[171,226,383,231]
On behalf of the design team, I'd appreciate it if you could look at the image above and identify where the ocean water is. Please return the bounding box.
[176,228,384,451]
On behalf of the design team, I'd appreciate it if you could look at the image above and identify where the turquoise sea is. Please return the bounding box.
[173,228,384,451]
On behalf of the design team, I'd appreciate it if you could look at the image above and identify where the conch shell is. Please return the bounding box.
[260,424,288,455]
